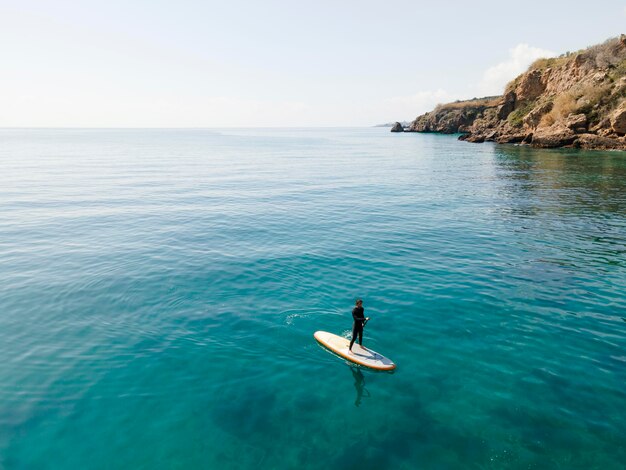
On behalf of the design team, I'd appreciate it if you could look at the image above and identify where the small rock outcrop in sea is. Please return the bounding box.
[402,35,626,150]
[390,122,405,132]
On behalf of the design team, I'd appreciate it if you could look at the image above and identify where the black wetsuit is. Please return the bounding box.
[349,306,365,350]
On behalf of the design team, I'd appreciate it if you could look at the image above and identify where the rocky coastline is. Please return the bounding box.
[393,35,626,151]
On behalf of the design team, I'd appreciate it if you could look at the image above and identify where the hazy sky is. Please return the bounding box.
[1,0,625,127]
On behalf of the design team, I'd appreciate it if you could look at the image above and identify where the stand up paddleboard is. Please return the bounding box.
[314,331,396,371]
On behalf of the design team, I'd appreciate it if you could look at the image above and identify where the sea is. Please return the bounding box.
[1,128,625,469]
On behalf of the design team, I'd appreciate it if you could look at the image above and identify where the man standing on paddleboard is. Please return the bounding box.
[349,299,369,351]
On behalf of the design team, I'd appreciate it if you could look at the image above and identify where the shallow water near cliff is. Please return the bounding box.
[1,128,625,469]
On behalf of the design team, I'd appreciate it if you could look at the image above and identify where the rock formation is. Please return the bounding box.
[390,122,405,132]
[405,35,626,150]
[409,97,500,134]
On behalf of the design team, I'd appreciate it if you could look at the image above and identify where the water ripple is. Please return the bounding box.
[0,129,625,468]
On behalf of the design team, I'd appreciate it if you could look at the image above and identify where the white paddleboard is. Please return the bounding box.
[314,331,396,371]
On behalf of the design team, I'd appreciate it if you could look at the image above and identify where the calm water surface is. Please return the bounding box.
[0,128,625,469]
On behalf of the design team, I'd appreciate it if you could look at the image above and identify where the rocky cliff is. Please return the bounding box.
[406,35,626,150]
[409,97,501,134]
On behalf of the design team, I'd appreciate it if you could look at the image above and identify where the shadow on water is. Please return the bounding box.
[331,390,489,469]
[210,360,492,468]
[493,145,626,216]
[212,383,299,440]
[492,145,626,272]
[484,366,626,468]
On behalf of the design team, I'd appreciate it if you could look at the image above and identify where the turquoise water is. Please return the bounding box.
[1,128,625,469]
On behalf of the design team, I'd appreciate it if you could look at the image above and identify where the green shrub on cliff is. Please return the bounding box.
[608,59,626,81]
[529,57,562,71]
[507,102,535,127]
[438,97,499,111]
[587,36,626,69]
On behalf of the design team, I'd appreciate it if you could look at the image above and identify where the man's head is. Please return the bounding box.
[355,299,363,306]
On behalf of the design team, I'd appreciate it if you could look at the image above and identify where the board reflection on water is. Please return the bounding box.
[349,366,370,407]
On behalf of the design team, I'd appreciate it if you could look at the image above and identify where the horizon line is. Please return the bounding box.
[0,125,388,130]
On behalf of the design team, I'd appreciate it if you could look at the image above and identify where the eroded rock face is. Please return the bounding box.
[531,124,577,148]
[390,122,404,132]
[575,133,625,149]
[610,103,626,135]
[497,91,517,120]
[565,114,588,133]
[459,133,485,143]
[515,69,546,101]
[523,101,553,129]
[496,133,527,144]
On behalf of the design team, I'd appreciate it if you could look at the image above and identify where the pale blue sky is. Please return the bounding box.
[1,0,624,127]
